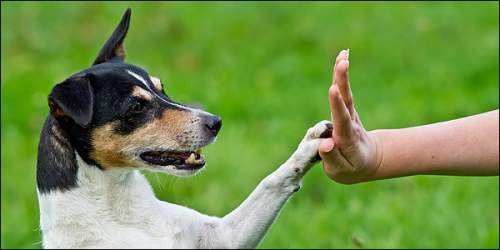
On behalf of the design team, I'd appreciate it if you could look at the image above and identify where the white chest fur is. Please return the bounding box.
[38,155,199,248]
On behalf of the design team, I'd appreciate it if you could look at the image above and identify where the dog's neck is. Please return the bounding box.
[38,154,159,230]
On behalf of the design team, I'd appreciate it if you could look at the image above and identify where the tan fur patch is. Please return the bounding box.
[149,76,163,92]
[131,86,152,101]
[90,109,191,168]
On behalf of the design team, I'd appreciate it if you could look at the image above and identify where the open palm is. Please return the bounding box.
[319,50,381,184]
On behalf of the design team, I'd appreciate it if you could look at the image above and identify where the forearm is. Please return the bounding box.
[367,110,499,181]
[209,155,310,248]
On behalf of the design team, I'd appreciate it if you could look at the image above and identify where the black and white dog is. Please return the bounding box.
[37,9,332,248]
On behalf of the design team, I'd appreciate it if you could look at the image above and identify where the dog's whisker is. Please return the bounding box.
[31,240,43,246]
[154,172,166,193]
[166,175,177,193]
[171,176,179,191]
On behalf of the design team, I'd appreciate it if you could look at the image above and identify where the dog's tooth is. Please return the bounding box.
[185,153,196,164]
[194,156,205,164]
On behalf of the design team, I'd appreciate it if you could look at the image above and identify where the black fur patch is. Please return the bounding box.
[320,123,333,138]
[37,116,79,194]
[309,153,322,163]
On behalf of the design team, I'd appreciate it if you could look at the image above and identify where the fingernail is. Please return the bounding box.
[346,48,350,59]
[338,59,349,70]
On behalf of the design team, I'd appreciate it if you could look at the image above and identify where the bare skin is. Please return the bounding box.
[319,49,499,184]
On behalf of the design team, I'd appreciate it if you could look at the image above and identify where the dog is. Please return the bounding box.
[36,8,332,248]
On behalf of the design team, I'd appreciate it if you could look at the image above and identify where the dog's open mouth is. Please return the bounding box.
[140,148,205,170]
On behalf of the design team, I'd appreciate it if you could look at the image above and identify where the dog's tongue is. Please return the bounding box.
[149,151,188,160]
[141,149,204,167]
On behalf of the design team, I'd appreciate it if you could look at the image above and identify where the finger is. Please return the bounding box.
[332,49,348,81]
[334,58,355,115]
[319,137,335,154]
[328,85,355,144]
[334,49,349,70]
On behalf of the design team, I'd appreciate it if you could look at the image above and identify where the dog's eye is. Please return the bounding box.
[128,99,147,113]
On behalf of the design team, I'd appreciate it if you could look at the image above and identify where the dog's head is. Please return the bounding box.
[48,9,221,176]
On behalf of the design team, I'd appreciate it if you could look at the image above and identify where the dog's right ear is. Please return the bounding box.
[48,74,94,128]
[92,8,131,65]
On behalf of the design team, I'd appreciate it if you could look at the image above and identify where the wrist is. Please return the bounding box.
[366,129,385,181]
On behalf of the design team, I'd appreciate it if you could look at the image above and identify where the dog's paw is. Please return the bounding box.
[306,120,332,163]
[305,120,333,140]
[271,121,332,191]
[293,120,333,167]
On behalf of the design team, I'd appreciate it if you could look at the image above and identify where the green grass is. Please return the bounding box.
[1,2,498,248]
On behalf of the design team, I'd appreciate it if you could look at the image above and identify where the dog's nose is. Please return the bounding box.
[204,115,222,136]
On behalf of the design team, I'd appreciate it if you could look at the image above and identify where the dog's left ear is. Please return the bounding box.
[92,8,131,65]
[48,73,94,128]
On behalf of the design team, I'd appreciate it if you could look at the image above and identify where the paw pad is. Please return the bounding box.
[308,120,333,139]
[319,123,333,138]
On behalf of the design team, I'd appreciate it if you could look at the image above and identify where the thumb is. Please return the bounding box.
[319,138,335,158]
[319,138,341,175]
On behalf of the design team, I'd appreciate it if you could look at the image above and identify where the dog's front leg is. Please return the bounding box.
[199,121,332,249]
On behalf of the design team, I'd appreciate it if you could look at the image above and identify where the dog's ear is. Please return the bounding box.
[48,73,94,128]
[92,8,131,65]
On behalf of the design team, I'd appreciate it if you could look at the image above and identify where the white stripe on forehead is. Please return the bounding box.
[127,70,148,87]
[126,70,205,114]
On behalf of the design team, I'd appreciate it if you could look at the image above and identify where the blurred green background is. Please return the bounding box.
[1,2,498,248]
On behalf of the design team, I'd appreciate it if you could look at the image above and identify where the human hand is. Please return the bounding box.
[318,50,382,184]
